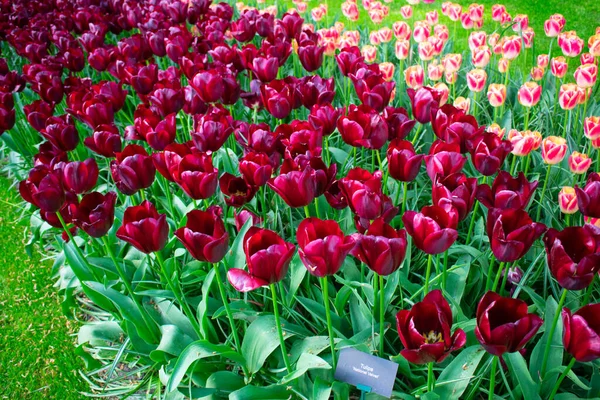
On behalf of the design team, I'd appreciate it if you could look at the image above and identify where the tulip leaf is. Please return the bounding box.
[349,289,373,336]
[432,345,485,400]
[224,218,252,270]
[296,296,349,337]
[328,146,349,165]
[280,353,331,384]
[241,315,294,375]
[548,366,591,390]
[505,352,542,400]
[199,268,218,343]
[205,371,245,396]
[530,295,563,395]
[229,384,292,400]
[286,252,307,306]
[63,242,95,282]
[77,321,123,347]
[165,340,245,392]
[313,376,333,400]
[149,324,194,364]
[290,336,331,362]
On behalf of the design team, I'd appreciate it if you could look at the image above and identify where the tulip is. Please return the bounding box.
[562,304,600,362]
[219,173,258,207]
[517,82,541,107]
[116,201,168,253]
[404,65,424,89]
[448,4,462,21]
[396,290,466,364]
[530,66,544,81]
[538,54,549,68]
[544,15,564,37]
[336,47,364,77]
[418,41,435,61]
[350,218,407,276]
[550,56,568,78]
[19,165,65,213]
[569,152,592,174]
[427,62,444,82]
[559,83,580,110]
[425,150,467,181]
[442,54,462,73]
[477,171,538,210]
[502,36,522,60]
[509,129,542,156]
[544,225,600,290]
[395,40,410,60]
[350,68,395,112]
[487,83,506,107]
[407,86,441,124]
[575,173,600,217]
[498,57,510,73]
[361,45,377,63]
[589,34,600,57]
[475,291,543,356]
[433,83,449,105]
[298,44,325,72]
[192,106,234,152]
[574,63,598,89]
[541,136,568,165]
[227,227,295,292]
[339,168,393,221]
[432,173,477,221]
[84,126,122,158]
[41,115,79,152]
[337,104,388,149]
[558,31,584,57]
[559,187,579,214]
[234,210,261,231]
[297,218,355,277]
[487,123,506,139]
[174,153,219,200]
[584,116,600,140]
[260,79,296,120]
[110,144,156,196]
[400,5,412,19]
[464,68,486,93]
[403,205,459,254]
[70,191,117,238]
[444,71,458,85]
[487,208,547,262]
[453,96,470,113]
[268,167,317,208]
[471,46,491,68]
[467,133,512,176]
[383,107,416,140]
[175,207,229,263]
[61,158,99,194]
[387,139,423,182]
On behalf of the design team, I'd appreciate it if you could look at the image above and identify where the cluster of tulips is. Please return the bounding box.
[2,0,600,397]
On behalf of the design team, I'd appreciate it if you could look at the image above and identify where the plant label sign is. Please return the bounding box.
[334,347,399,398]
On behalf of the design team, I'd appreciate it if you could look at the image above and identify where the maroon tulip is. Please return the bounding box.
[280,154,335,197]
[437,113,483,153]
[350,67,395,112]
[39,192,78,228]
[475,291,543,356]
[191,70,224,103]
[336,46,364,76]
[424,150,466,181]
[487,208,547,263]
[432,173,477,221]
[227,227,295,292]
[110,144,156,195]
[477,172,538,210]
[84,125,122,158]
[297,218,355,277]
[251,56,279,83]
[175,207,229,263]
[174,153,219,200]
[278,121,323,158]
[467,132,512,176]
[544,225,600,290]
[70,191,117,238]
[236,122,281,156]
[298,44,325,72]
[575,173,600,218]
[234,209,261,231]
[219,173,257,207]
[192,105,234,152]
[339,168,388,221]
[383,106,417,140]
[152,143,192,182]
[298,76,335,109]
[239,152,274,187]
[19,165,65,213]
[24,100,54,132]
[116,201,168,253]
[131,64,158,95]
[396,290,466,364]
[562,304,600,362]
[148,87,184,117]
[260,79,296,120]
[407,86,442,124]
[403,205,459,255]
[41,115,79,152]
[337,104,388,150]
[62,158,99,194]
[309,104,342,136]
[132,106,176,151]
[351,218,408,276]
[268,167,317,208]
[324,180,349,210]
[387,139,423,182]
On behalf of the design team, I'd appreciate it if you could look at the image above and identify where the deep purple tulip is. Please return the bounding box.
[407,86,442,124]
[562,304,600,362]
[383,106,417,140]
[268,167,317,208]
[350,67,395,112]
[467,132,512,176]
[219,173,257,207]
[192,105,234,152]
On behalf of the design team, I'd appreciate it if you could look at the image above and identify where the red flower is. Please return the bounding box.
[192,105,234,152]
[575,173,600,218]
[175,206,229,263]
[467,132,512,176]
[337,104,388,150]
[351,218,408,275]
[116,201,169,253]
[476,171,538,210]
[432,173,477,221]
[268,167,317,208]
[387,139,423,182]
[71,192,117,238]
[19,165,65,213]
[562,304,600,362]
[219,173,257,207]
[61,158,99,194]
[487,208,547,263]
[174,153,219,200]
[110,144,156,195]
[403,205,459,254]
[407,86,442,124]
[350,67,395,112]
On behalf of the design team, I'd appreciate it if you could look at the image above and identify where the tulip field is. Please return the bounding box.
[2,0,600,398]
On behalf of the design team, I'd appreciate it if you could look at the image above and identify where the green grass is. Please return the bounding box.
[0,175,85,399]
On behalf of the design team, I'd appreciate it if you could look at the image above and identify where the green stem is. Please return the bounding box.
[379,274,385,357]
[536,164,552,221]
[314,198,321,219]
[270,283,292,373]
[320,277,337,370]
[485,257,496,292]
[548,358,576,400]
[500,263,510,296]
[523,107,530,131]
[510,154,518,175]
[491,261,506,293]
[56,213,102,282]
[304,205,310,219]
[401,182,409,216]
[427,362,435,392]
[523,154,532,177]
[213,263,242,352]
[139,189,146,202]
[424,254,433,295]
[466,201,480,243]
[541,288,568,378]
[489,356,498,400]
[442,250,449,291]
[583,276,595,305]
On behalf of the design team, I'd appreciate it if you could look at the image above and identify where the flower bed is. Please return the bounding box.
[1,0,600,398]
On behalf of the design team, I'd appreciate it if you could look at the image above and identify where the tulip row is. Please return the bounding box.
[1,0,600,398]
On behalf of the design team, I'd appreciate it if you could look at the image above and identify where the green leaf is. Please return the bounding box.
[290,336,331,362]
[229,385,292,400]
[77,321,123,347]
[149,325,194,363]
[63,242,95,281]
[205,371,245,397]
[547,366,591,390]
[224,218,252,269]
[328,146,349,164]
[280,353,331,384]
[241,315,293,375]
[313,376,333,400]
[286,253,306,306]
[530,295,563,395]
[296,296,349,337]
[505,352,542,400]
[165,340,245,392]
[433,346,485,400]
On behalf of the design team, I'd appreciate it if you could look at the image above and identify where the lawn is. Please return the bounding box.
[0,175,85,399]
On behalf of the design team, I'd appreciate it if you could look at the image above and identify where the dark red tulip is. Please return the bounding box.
[351,218,408,276]
[40,191,78,229]
[487,208,547,263]
[280,154,335,196]
[575,173,600,218]
[268,167,317,208]
[116,201,168,254]
[41,115,79,152]
[309,104,342,136]
[19,165,65,213]
[110,144,156,195]
[34,142,67,167]
[324,180,349,210]
[235,122,281,156]
[62,158,99,194]
[337,104,388,150]
[24,100,54,132]
[251,56,279,83]
[403,205,459,254]
[467,132,512,176]
[131,64,158,95]
[174,153,219,200]
[234,209,261,231]
[279,12,304,40]
[396,290,467,364]
[227,227,295,292]
[278,121,323,158]
[231,14,257,42]
[191,70,224,104]
[544,225,600,290]
[297,218,355,277]
[260,79,296,119]
[298,76,335,109]
[475,291,543,356]
[152,143,193,182]
[298,44,325,72]
[0,104,15,135]
[219,173,258,207]
[424,150,467,181]
[383,106,417,140]
[407,86,442,124]
[387,139,423,182]
[562,304,600,362]
[336,46,365,76]
[431,105,462,139]
[84,125,122,158]
[192,105,234,152]
[432,173,477,221]
[350,67,395,112]
[239,152,274,187]
[148,87,184,117]
[132,106,176,151]
[339,168,388,220]
[175,206,229,263]
[477,171,538,210]
[70,191,117,238]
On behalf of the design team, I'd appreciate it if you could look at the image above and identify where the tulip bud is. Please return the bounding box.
[361,45,377,63]
[413,21,430,43]
[471,46,491,68]
[400,5,412,19]
[589,34,600,57]
[448,4,462,21]
[585,116,600,140]
[581,53,595,65]
[563,304,600,362]
[530,66,545,81]
[537,54,549,68]
[558,187,579,214]
[444,71,457,85]
[465,69,487,92]
[502,35,522,60]
[453,96,470,113]
[559,83,580,110]
[487,83,507,107]
[379,62,395,82]
[487,122,506,139]
[558,31,584,57]
[498,57,510,73]
[428,61,444,81]
[117,201,168,253]
[418,41,435,61]
[569,152,592,174]
[574,63,598,89]
[517,81,541,107]
[541,136,568,164]
[442,53,462,73]
[404,65,424,89]
[550,56,568,78]
[509,129,542,156]
[434,83,449,105]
